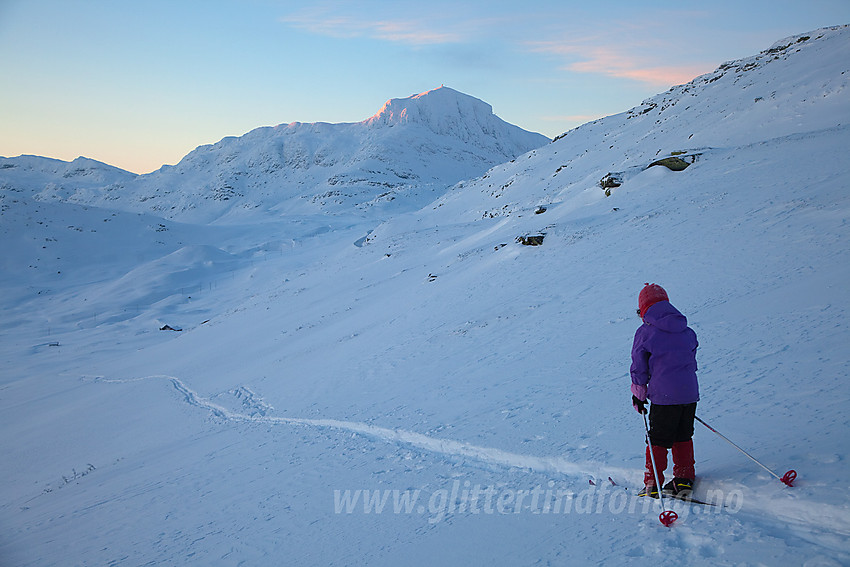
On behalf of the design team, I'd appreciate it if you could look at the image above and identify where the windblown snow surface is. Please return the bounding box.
[1,26,849,566]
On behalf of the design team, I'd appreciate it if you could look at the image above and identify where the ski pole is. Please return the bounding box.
[695,415,796,486]
[643,412,678,527]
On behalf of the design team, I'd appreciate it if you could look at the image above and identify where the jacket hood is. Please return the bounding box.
[643,300,688,333]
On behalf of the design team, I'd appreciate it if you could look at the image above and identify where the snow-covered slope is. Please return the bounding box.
[417,25,850,224]
[1,87,548,223]
[0,155,136,200]
[1,26,849,567]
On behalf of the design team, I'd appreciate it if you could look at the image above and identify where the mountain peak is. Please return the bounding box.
[365,86,494,131]
[363,86,547,156]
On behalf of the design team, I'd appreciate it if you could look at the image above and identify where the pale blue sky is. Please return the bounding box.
[2,0,848,173]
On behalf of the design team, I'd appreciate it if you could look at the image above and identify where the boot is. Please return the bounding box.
[663,477,694,496]
[637,485,660,498]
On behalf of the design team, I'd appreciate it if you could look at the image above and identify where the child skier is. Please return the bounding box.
[630,283,699,497]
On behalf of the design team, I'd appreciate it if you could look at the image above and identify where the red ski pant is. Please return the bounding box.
[644,441,695,487]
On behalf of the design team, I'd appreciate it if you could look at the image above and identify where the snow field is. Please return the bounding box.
[1,25,849,566]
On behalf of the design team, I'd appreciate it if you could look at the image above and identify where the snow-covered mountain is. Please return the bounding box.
[1,86,548,223]
[1,26,849,567]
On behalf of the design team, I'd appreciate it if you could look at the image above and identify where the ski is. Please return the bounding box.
[663,490,718,507]
[605,476,722,507]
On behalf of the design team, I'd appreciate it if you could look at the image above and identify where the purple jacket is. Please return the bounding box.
[630,301,699,405]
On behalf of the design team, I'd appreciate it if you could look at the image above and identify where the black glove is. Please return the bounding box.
[632,395,647,414]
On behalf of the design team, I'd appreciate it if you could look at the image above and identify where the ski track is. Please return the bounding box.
[90,374,634,481]
[91,374,850,543]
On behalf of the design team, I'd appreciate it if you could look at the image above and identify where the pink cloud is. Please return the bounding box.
[529,40,712,87]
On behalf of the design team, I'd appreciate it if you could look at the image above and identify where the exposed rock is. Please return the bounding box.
[599,173,623,196]
[517,234,545,246]
[647,157,690,171]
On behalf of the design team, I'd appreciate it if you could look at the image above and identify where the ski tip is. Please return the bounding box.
[781,469,797,486]
[659,510,678,527]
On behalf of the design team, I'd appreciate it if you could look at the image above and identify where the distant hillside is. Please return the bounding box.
[0,86,548,223]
